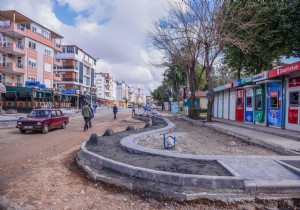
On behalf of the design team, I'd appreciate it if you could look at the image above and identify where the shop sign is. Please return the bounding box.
[289,77,300,87]
[233,79,242,87]
[213,85,225,92]
[269,61,300,78]
[253,72,268,82]
[241,76,253,85]
[224,82,233,89]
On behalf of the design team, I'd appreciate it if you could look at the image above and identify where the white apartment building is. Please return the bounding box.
[0,10,63,88]
[95,72,105,99]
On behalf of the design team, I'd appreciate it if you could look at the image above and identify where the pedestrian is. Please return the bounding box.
[88,104,94,128]
[143,102,148,115]
[113,104,118,119]
[48,101,53,109]
[82,103,90,132]
[132,104,136,116]
[54,101,58,108]
[93,103,97,113]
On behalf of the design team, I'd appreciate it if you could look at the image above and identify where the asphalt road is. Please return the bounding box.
[0,108,144,188]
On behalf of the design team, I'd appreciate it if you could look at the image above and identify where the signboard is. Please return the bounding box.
[241,76,253,85]
[289,77,300,87]
[171,102,179,113]
[164,102,170,111]
[224,82,233,89]
[65,89,76,94]
[169,97,173,102]
[253,72,268,82]
[233,79,242,87]
[268,61,300,78]
[213,82,233,92]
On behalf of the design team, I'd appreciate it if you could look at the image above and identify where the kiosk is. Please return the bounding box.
[286,76,300,131]
[244,88,254,123]
[234,79,244,122]
[254,85,265,123]
[267,81,282,127]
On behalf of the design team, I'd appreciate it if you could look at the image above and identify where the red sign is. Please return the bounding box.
[269,61,300,78]
[288,107,299,124]
[270,91,278,97]
[289,77,300,87]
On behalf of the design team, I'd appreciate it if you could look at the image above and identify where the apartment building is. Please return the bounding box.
[54,45,97,106]
[95,72,105,99]
[0,10,63,88]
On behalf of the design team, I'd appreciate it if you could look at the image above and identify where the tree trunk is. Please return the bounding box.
[189,63,196,119]
[206,65,214,122]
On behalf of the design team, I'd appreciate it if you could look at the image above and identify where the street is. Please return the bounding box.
[0,108,156,210]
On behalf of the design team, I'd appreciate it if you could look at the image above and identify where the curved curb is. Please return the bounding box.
[77,117,245,190]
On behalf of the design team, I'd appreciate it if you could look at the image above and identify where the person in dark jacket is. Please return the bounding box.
[88,104,94,128]
[82,103,91,131]
[113,104,118,119]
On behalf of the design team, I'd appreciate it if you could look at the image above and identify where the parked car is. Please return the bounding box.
[16,109,69,134]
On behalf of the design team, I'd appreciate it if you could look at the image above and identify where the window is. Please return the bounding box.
[289,91,299,107]
[237,98,242,107]
[270,91,279,110]
[255,95,262,110]
[28,59,37,68]
[28,41,36,50]
[31,26,37,33]
[42,30,50,39]
[28,76,36,82]
[246,97,252,107]
[44,49,51,56]
[66,46,74,53]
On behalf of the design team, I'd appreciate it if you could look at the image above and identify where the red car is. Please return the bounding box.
[16,109,69,134]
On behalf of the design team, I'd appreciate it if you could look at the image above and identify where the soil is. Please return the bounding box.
[138,116,279,156]
[86,118,231,176]
[0,110,293,210]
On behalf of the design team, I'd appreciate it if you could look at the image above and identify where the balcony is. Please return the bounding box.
[61,78,78,82]
[0,43,26,55]
[53,58,62,67]
[0,22,62,52]
[0,62,26,74]
[0,23,26,37]
[53,73,62,81]
[55,66,78,71]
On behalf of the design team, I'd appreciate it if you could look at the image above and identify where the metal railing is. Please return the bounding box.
[16,43,24,49]
[16,63,23,68]
[57,66,78,70]
[62,78,78,82]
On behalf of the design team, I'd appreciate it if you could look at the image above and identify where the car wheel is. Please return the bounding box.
[42,124,49,134]
[61,122,66,129]
[19,129,26,134]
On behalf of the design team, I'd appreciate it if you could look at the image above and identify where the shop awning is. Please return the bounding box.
[98,99,109,103]
[5,91,17,98]
[0,83,6,93]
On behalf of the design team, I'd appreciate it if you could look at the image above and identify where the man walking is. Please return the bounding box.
[88,104,94,128]
[132,104,136,116]
[113,104,118,120]
[143,102,148,115]
[82,103,91,131]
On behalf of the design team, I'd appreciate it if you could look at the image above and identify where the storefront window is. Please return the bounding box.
[246,97,252,107]
[255,95,262,110]
[289,91,299,107]
[237,98,242,107]
[270,91,278,110]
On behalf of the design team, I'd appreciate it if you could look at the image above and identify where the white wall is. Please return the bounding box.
[218,91,223,118]
[229,88,236,120]
[223,90,229,119]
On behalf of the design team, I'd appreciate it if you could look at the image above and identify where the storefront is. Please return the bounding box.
[285,71,300,131]
[233,80,244,122]
[253,72,268,126]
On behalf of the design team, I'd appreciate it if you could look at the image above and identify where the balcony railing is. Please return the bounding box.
[56,66,78,70]
[16,83,23,87]
[0,62,25,73]
[62,78,78,82]
[0,42,26,55]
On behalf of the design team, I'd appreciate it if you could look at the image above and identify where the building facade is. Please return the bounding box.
[0,10,63,89]
[54,45,97,107]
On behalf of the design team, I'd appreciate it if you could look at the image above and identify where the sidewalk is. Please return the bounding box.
[205,118,300,155]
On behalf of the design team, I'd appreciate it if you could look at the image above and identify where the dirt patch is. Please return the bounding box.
[138,117,279,156]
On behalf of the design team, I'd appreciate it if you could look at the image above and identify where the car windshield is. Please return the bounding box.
[30,110,50,118]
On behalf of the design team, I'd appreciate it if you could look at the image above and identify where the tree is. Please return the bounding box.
[181,0,259,121]
[148,1,203,119]
[223,1,300,75]
[149,0,258,121]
